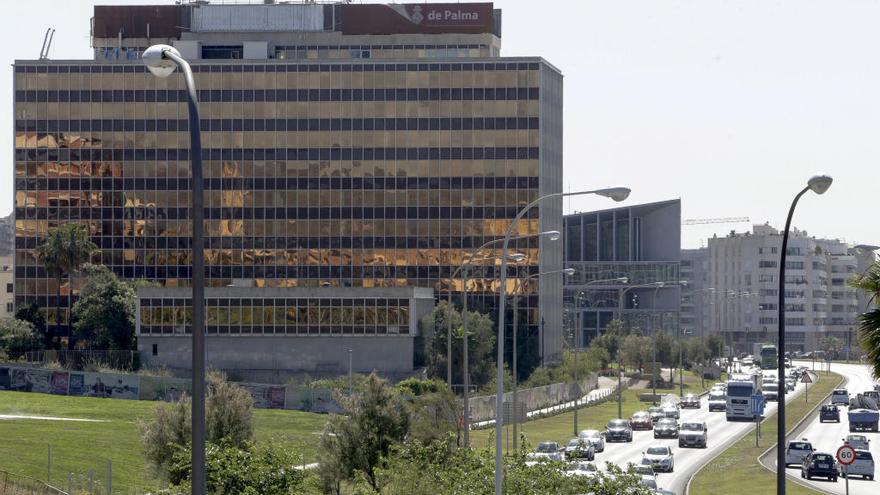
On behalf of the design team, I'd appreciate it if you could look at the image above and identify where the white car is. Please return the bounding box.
[679,422,708,448]
[840,450,874,481]
[785,440,814,467]
[578,429,605,453]
[525,441,564,464]
[845,434,870,451]
[708,391,727,412]
[639,476,658,491]
[662,403,680,419]
[564,461,598,478]
[630,464,655,480]
[830,389,850,405]
[641,445,675,473]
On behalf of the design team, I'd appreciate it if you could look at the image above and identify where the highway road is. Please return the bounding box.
[579,368,811,494]
[780,361,879,495]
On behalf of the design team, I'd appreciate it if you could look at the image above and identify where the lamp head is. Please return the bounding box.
[594,187,631,202]
[143,44,180,78]
[563,268,576,276]
[543,230,561,241]
[807,174,833,195]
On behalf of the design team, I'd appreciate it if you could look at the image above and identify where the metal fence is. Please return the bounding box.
[0,470,66,495]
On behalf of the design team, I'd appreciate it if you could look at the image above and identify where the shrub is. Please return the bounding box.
[0,318,42,360]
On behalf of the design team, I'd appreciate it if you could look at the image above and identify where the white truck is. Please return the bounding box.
[726,372,763,421]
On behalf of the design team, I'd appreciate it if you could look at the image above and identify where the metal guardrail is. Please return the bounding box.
[0,470,67,495]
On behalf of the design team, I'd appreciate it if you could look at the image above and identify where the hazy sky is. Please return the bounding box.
[3,0,878,248]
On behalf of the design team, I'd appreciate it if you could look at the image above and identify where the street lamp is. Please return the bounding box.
[616,281,664,415]
[449,230,559,447]
[777,174,833,495]
[493,187,629,494]
[509,267,575,449]
[143,44,206,495]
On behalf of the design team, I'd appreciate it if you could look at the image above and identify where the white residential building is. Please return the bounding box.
[681,224,876,354]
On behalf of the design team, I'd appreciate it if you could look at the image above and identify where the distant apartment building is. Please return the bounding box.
[681,224,876,354]
[0,256,13,319]
[13,2,564,375]
[563,199,681,346]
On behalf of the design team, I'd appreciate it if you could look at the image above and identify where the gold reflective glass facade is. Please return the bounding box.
[13,58,562,363]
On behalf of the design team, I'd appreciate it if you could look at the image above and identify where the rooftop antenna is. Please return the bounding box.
[44,29,56,60]
[39,28,52,59]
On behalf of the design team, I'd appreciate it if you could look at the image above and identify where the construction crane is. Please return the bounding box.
[682,217,750,226]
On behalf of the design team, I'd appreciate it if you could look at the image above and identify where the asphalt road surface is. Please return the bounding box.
[781,361,878,495]
[582,369,810,494]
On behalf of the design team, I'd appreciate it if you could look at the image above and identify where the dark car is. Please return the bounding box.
[801,452,838,482]
[605,419,633,443]
[653,418,679,439]
[819,405,840,423]
[648,406,665,424]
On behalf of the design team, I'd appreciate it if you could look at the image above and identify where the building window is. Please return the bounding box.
[5,303,12,313]
[5,283,11,293]
[152,343,158,356]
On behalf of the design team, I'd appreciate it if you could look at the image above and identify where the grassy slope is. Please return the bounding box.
[469,370,720,452]
[689,370,842,495]
[0,390,327,493]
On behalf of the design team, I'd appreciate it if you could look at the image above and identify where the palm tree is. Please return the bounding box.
[35,224,97,350]
[851,261,880,378]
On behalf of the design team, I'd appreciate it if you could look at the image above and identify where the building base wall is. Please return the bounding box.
[138,335,414,376]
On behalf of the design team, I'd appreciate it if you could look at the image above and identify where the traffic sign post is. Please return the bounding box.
[801,372,812,403]
[837,444,855,495]
[752,394,764,447]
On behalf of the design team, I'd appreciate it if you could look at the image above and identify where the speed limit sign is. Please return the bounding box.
[837,445,856,465]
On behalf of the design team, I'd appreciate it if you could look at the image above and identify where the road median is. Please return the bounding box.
[687,370,843,495]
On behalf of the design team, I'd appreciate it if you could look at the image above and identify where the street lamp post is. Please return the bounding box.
[142,44,206,495]
[449,231,558,447]
[493,187,630,494]
[776,174,833,495]
[616,281,664,413]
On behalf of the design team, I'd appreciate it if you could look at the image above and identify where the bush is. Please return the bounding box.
[139,373,254,476]
[167,441,307,495]
[0,318,42,360]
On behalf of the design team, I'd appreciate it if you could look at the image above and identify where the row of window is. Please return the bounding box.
[16,207,540,220]
[18,176,540,191]
[273,44,488,51]
[15,62,541,74]
[16,147,541,161]
[139,325,407,336]
[16,87,540,103]
[19,117,541,133]
[141,297,409,307]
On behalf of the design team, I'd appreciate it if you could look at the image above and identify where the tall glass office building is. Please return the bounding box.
[13,2,562,376]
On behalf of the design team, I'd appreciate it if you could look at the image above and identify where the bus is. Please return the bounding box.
[760,345,778,370]
[726,372,763,421]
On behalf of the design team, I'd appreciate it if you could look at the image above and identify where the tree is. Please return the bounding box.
[398,379,459,444]
[139,372,254,477]
[818,335,844,360]
[14,301,48,349]
[852,261,880,377]
[70,264,139,350]
[317,372,410,492]
[421,302,496,387]
[620,334,652,373]
[35,223,97,350]
[0,318,41,360]
[590,319,625,362]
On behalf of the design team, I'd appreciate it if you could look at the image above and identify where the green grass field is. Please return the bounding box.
[469,370,721,453]
[689,370,842,495]
[0,390,328,493]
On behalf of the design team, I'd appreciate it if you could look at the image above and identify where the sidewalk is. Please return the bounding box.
[471,376,620,429]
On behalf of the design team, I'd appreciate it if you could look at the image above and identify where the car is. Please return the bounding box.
[648,406,665,424]
[630,464,655,479]
[830,388,850,405]
[680,394,701,409]
[564,438,595,460]
[528,441,564,462]
[839,450,874,481]
[564,461,598,479]
[844,434,870,451]
[578,429,605,453]
[785,440,814,467]
[708,391,727,411]
[639,476,658,491]
[764,383,780,402]
[605,419,633,442]
[679,421,708,448]
[641,445,675,473]
[653,418,679,439]
[801,452,838,482]
[819,405,840,423]
[785,379,796,392]
[631,411,653,430]
[662,403,680,419]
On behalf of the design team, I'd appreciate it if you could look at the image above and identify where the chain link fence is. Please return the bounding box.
[0,470,65,495]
